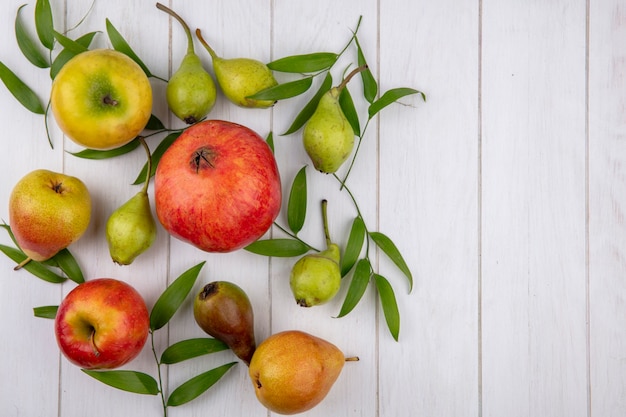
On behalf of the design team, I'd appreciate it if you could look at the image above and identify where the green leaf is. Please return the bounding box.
[368,88,425,120]
[145,114,165,131]
[70,137,141,160]
[49,248,84,284]
[374,274,400,341]
[339,86,360,137]
[15,5,49,68]
[50,31,98,79]
[268,52,338,73]
[282,72,332,136]
[150,262,205,331]
[132,131,181,185]
[1,222,18,246]
[53,30,88,55]
[167,362,237,407]
[248,76,313,102]
[106,18,152,78]
[355,37,377,103]
[160,338,229,365]
[336,258,371,318]
[287,166,307,234]
[33,305,58,319]
[82,369,159,395]
[35,0,55,50]
[244,238,310,257]
[369,231,413,292]
[266,131,274,153]
[0,61,45,114]
[340,216,366,276]
[0,244,66,283]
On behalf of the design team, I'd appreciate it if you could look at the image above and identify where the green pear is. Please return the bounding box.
[106,189,157,265]
[290,200,341,307]
[302,65,368,174]
[196,28,278,108]
[106,139,157,265]
[193,281,256,365]
[303,87,354,174]
[157,3,216,124]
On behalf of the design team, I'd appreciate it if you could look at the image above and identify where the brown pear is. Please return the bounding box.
[248,330,358,415]
[193,281,256,365]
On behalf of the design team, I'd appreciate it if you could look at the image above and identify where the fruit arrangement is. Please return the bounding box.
[0,1,425,415]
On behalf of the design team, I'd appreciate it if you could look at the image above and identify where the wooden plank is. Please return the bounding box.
[0,1,65,416]
[481,1,588,416]
[162,1,275,416]
[588,2,626,416]
[55,2,171,416]
[269,1,379,416]
[377,1,480,416]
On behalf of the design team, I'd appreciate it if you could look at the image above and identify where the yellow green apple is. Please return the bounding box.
[50,49,153,150]
[9,169,92,268]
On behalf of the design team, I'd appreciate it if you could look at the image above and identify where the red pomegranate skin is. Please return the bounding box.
[155,120,282,253]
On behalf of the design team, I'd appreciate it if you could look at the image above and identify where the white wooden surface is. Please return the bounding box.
[0,1,624,416]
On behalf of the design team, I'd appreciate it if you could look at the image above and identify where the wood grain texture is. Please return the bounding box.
[0,0,624,416]
[589,1,626,417]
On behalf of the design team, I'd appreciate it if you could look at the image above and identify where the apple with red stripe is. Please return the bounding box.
[54,278,150,369]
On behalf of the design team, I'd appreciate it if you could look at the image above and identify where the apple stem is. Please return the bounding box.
[102,95,118,107]
[89,328,100,357]
[139,137,152,194]
[14,257,32,271]
[195,28,218,60]
[345,356,360,362]
[321,199,332,247]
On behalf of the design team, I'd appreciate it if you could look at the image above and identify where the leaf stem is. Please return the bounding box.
[339,117,371,188]
[150,330,168,417]
[337,15,363,58]
[272,222,321,253]
[138,137,152,194]
[332,174,371,256]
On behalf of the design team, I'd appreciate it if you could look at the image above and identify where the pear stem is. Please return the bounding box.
[139,137,152,195]
[321,199,332,247]
[156,2,194,55]
[195,28,218,60]
[345,356,360,362]
[14,256,32,271]
[336,64,368,93]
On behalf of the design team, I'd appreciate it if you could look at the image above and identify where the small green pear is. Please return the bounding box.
[157,3,216,124]
[303,87,354,174]
[106,139,157,265]
[196,28,278,108]
[290,200,341,307]
[302,65,367,174]
[106,189,157,265]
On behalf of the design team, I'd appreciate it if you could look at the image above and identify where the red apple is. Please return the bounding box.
[54,278,150,370]
[154,120,282,252]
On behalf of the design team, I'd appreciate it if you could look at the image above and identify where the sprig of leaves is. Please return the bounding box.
[244,164,412,341]
[242,16,422,341]
[0,223,84,284]
[81,262,236,416]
